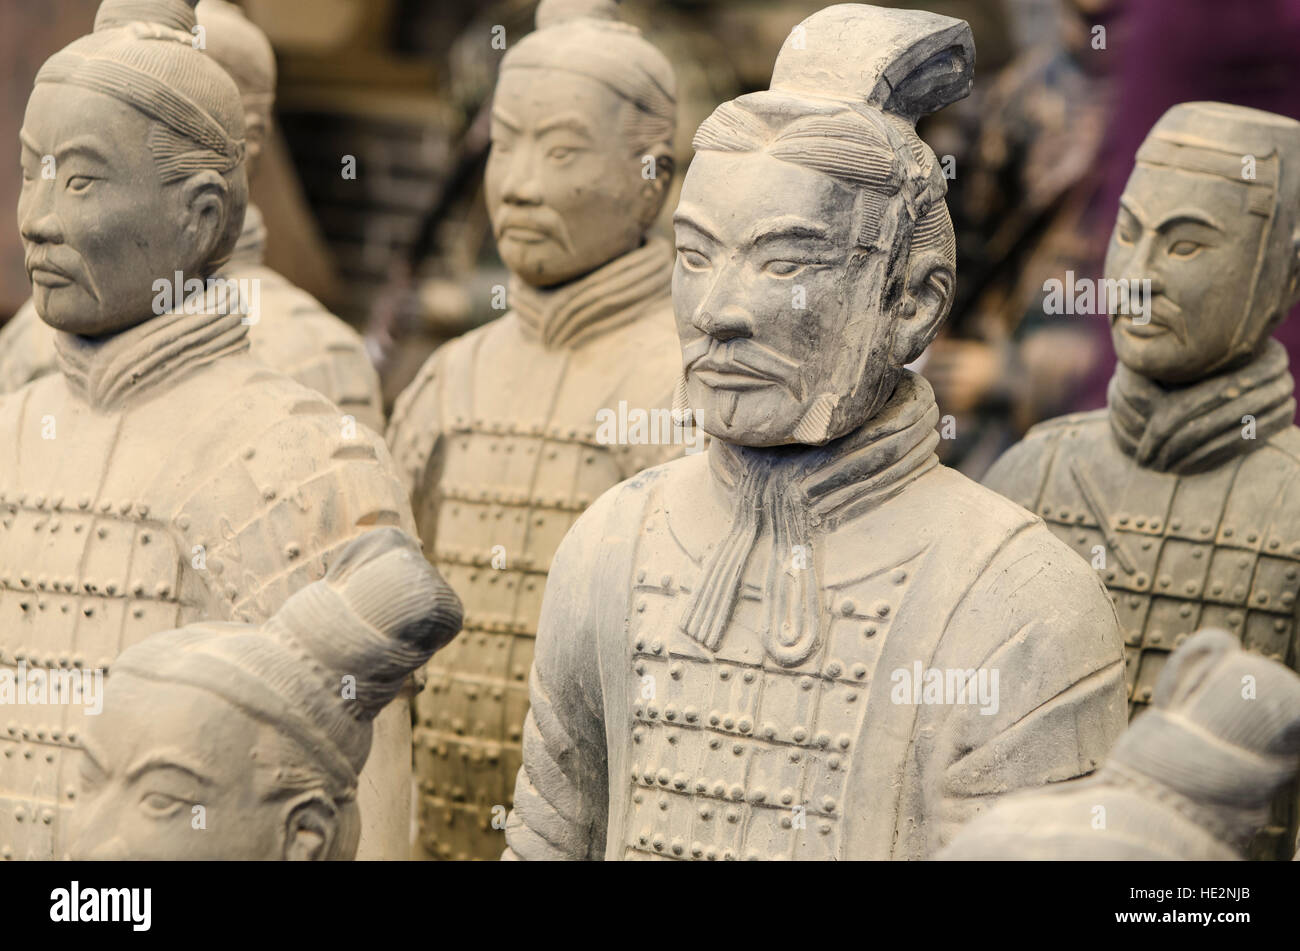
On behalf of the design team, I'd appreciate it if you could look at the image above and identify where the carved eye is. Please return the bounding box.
[677,248,710,272]
[762,260,805,278]
[1114,219,1138,246]
[139,792,185,819]
[67,175,95,194]
[547,147,576,163]
[1168,240,1202,259]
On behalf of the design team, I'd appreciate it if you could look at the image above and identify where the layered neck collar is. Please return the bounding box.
[510,237,671,350]
[1108,338,1295,474]
[230,202,267,269]
[56,282,251,411]
[682,371,940,666]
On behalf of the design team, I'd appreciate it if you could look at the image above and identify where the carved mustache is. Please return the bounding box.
[493,210,571,249]
[683,337,804,395]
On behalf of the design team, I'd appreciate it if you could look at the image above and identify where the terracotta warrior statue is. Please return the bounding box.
[983,102,1300,859]
[71,529,462,860]
[0,0,385,433]
[2,0,415,861]
[940,628,1300,860]
[503,4,1127,862]
[387,0,693,860]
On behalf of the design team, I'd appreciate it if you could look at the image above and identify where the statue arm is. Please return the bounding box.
[386,348,448,541]
[503,500,614,860]
[928,526,1127,850]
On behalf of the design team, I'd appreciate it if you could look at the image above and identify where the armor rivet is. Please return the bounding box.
[656,769,670,785]
[651,640,663,655]
[671,840,684,856]
[781,816,793,830]
[665,707,677,721]
[743,670,756,683]
[1158,576,1171,588]
[1118,515,1128,526]
[1201,525,1212,535]
[712,782,726,797]
[1257,593,1269,605]
[1275,619,1288,632]
[637,570,646,583]
[708,711,721,726]
[732,744,743,756]
[658,799,669,812]
[669,663,682,679]
[780,789,794,805]
[1042,506,1052,516]
[1179,604,1192,617]
[827,662,842,677]
[718,668,731,681]
[691,842,704,857]
[1135,519,1145,528]
[799,677,815,692]
[874,601,891,618]
[723,716,735,730]
[762,723,776,738]
[738,717,752,733]
[1248,534,1258,543]
[793,726,808,742]
[1228,612,1243,627]
[839,599,855,616]
[819,822,833,835]
[673,774,687,790]
[685,707,699,723]
[1224,528,1234,537]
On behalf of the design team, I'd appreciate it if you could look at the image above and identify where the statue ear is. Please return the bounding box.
[178,169,230,273]
[892,249,954,365]
[281,792,339,861]
[636,144,675,230]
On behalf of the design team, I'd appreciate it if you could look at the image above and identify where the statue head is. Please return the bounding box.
[1106,102,1300,384]
[70,528,463,860]
[197,0,276,181]
[487,0,677,289]
[674,4,971,447]
[18,0,247,337]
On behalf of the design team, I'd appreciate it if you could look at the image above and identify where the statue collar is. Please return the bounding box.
[1108,337,1296,474]
[229,202,267,269]
[55,282,252,411]
[683,371,940,665]
[510,237,672,350]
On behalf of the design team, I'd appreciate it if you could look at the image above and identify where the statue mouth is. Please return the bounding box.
[30,265,75,289]
[692,364,775,390]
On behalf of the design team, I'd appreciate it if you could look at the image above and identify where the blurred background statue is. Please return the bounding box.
[1,0,417,861]
[386,0,694,861]
[984,101,1300,859]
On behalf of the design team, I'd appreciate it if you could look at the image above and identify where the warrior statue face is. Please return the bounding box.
[485,68,670,289]
[19,85,234,337]
[675,99,956,448]
[1106,102,1300,385]
[71,672,346,861]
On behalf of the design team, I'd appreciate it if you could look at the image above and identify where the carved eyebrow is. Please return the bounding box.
[749,217,833,245]
[490,108,522,134]
[535,115,593,139]
[673,206,723,245]
[1154,209,1224,233]
[125,752,213,786]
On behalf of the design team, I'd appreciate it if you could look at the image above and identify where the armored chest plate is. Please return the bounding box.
[0,493,195,860]
[616,506,924,861]
[414,415,629,860]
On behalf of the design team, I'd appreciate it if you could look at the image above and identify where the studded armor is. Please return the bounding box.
[505,374,1127,860]
[0,205,385,433]
[984,405,1300,859]
[0,310,415,860]
[388,238,687,860]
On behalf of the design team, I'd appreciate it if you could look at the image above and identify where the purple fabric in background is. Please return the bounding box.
[1073,0,1300,412]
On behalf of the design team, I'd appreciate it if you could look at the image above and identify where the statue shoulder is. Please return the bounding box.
[982,409,1109,505]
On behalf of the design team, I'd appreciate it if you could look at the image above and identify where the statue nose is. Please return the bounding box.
[694,305,754,341]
